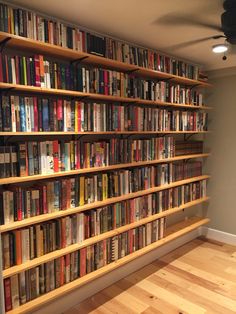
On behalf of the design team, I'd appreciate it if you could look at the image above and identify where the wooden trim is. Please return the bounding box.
[0,153,210,185]
[0,82,212,110]
[5,216,210,314]
[2,197,210,278]
[0,32,211,88]
[0,175,210,233]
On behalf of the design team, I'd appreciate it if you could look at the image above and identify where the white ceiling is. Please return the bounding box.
[9,0,235,70]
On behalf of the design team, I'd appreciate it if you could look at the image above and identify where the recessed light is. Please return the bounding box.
[212,44,228,53]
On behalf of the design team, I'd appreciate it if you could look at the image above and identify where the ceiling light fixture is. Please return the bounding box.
[212,44,228,53]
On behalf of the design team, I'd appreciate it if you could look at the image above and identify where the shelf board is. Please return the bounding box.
[0,174,210,233]
[0,153,210,185]
[0,82,212,110]
[0,32,211,88]
[2,197,210,278]
[5,216,210,314]
[0,131,210,136]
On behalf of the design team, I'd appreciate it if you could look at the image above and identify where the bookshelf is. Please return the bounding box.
[0,2,211,313]
[5,217,209,314]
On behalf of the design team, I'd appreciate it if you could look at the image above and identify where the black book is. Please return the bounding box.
[67,27,73,49]
[4,146,11,178]
[2,96,11,131]
[0,146,5,178]
[10,146,18,177]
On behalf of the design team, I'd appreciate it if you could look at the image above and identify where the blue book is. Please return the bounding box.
[42,99,49,131]
[19,97,26,132]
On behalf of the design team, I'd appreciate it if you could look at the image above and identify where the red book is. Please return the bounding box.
[34,55,41,87]
[80,247,86,277]
[76,141,81,169]
[17,187,22,221]
[57,99,63,131]
[61,218,66,248]
[4,278,12,312]
[33,97,38,131]
[53,141,59,172]
[77,102,81,131]
[128,230,133,254]
[15,56,20,84]
[42,185,48,214]
[61,179,67,210]
[104,70,108,95]
[60,256,65,286]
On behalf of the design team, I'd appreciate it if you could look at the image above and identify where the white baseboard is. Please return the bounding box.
[33,228,199,314]
[200,226,236,245]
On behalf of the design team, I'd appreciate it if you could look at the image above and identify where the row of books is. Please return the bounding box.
[0,161,203,225]
[3,217,166,311]
[0,2,199,79]
[0,138,204,179]
[1,180,207,270]
[0,96,205,133]
[175,141,204,156]
[0,96,208,133]
[0,54,203,103]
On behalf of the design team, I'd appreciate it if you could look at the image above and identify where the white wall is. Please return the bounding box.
[205,67,236,235]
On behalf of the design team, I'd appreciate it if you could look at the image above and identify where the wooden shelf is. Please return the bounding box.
[5,216,210,314]
[0,32,211,88]
[2,197,210,278]
[0,175,210,233]
[0,82,212,110]
[0,131,210,137]
[0,153,210,185]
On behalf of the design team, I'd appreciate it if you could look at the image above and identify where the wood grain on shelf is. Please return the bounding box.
[0,32,211,88]
[2,197,210,278]
[0,81,212,110]
[0,175,210,233]
[0,153,210,185]
[5,216,209,314]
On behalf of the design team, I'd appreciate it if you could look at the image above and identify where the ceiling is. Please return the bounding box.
[9,0,236,70]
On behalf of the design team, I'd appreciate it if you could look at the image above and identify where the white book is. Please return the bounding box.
[21,228,30,263]
[11,58,16,84]
[25,97,31,132]
[10,275,20,309]
[39,142,47,174]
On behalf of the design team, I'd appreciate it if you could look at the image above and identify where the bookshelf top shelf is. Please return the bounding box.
[0,32,212,88]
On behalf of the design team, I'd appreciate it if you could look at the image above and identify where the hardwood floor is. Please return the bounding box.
[64,237,236,314]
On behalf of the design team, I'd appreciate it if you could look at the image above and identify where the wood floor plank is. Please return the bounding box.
[64,238,236,314]
[151,268,236,313]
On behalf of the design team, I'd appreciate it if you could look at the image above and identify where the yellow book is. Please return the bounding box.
[80,176,85,206]
[102,174,108,200]
[22,57,27,86]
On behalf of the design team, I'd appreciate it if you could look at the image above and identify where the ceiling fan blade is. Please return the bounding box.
[165,36,222,51]
[154,14,222,32]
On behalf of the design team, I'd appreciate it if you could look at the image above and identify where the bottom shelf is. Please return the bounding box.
[7,216,209,314]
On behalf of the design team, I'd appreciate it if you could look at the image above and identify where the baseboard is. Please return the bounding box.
[33,228,199,314]
[200,226,236,245]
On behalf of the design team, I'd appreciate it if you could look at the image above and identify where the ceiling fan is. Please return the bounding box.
[157,0,236,57]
